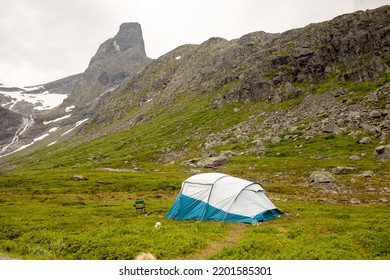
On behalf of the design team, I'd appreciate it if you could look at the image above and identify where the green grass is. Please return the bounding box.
[209,202,390,260]
[1,173,389,260]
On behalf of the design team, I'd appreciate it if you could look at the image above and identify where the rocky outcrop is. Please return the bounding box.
[64,22,152,114]
[230,5,390,103]
[0,107,22,146]
[310,171,336,184]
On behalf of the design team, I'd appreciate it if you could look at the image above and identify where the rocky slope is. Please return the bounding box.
[89,5,390,149]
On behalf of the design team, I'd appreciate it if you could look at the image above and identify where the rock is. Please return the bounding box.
[197,156,229,168]
[322,122,343,135]
[332,166,358,175]
[374,144,390,162]
[220,150,237,157]
[359,137,371,144]
[72,175,88,181]
[379,198,389,203]
[349,155,361,161]
[359,171,374,178]
[201,149,217,158]
[369,110,382,119]
[350,198,361,204]
[271,136,281,144]
[310,171,336,184]
[181,158,202,167]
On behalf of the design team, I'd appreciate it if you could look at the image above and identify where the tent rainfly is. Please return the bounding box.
[166,173,283,223]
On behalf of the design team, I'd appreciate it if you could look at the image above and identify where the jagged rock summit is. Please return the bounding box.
[64,22,152,111]
[86,22,150,86]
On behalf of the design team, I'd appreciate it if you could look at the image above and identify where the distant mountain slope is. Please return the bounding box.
[90,5,389,129]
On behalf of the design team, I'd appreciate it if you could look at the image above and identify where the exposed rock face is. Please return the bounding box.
[65,22,152,113]
[0,107,22,146]
[230,5,390,103]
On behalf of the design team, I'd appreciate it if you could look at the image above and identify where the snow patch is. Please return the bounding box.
[43,114,71,125]
[47,141,58,146]
[61,118,89,136]
[49,127,59,133]
[65,105,75,112]
[0,89,68,111]
[34,133,50,142]
[175,56,181,60]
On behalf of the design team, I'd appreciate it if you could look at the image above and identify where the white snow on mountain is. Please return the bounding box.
[43,114,72,125]
[65,105,75,112]
[0,83,86,157]
[0,88,68,112]
[61,118,89,136]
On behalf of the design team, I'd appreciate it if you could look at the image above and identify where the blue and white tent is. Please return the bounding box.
[166,173,283,223]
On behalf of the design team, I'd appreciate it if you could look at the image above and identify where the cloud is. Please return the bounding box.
[0,0,388,86]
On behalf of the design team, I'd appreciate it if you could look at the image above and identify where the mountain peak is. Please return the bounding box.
[63,22,152,112]
[110,22,146,56]
[89,22,148,65]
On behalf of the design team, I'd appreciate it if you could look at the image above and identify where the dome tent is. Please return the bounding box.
[166,173,283,223]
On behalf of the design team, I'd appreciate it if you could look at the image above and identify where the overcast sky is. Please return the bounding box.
[1,0,389,87]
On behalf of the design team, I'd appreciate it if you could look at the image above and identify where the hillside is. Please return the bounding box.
[0,6,389,260]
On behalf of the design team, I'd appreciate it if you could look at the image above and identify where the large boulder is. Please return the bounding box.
[197,156,229,168]
[310,171,336,184]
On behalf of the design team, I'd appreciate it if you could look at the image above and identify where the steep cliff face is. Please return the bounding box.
[65,22,152,112]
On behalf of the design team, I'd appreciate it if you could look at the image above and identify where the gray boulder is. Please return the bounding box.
[197,156,229,168]
[310,171,336,184]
